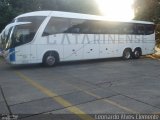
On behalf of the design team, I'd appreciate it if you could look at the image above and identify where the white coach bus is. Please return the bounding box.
[0,11,155,66]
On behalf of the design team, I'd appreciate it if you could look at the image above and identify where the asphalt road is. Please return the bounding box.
[0,57,160,120]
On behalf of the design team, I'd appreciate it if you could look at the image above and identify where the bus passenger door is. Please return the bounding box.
[16,45,30,64]
[30,44,37,63]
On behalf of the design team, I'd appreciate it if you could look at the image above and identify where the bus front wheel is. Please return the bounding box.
[43,51,59,67]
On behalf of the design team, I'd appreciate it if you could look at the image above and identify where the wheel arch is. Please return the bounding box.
[134,47,142,56]
[123,48,132,55]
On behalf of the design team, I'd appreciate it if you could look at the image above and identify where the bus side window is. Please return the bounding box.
[104,22,122,34]
[145,25,155,35]
[68,19,85,33]
[42,17,70,36]
[90,21,102,34]
[100,21,111,34]
[137,25,145,35]
[80,21,92,34]
[122,24,135,34]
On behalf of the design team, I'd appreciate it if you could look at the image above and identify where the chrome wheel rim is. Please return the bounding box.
[125,51,131,59]
[46,56,55,66]
[134,51,140,58]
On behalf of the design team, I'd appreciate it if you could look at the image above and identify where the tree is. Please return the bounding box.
[134,0,160,23]
[134,0,160,47]
[0,0,14,31]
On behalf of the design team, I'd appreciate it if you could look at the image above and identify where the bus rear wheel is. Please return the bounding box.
[133,49,141,59]
[123,49,132,60]
[43,52,58,67]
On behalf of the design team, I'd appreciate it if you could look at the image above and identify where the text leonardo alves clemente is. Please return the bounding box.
[95,114,159,120]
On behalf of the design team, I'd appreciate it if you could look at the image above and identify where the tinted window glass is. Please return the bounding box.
[10,16,45,48]
[99,22,122,34]
[145,25,155,35]
[17,16,45,23]
[80,21,92,34]
[11,24,34,47]
[3,27,13,50]
[67,19,85,33]
[137,25,145,35]
[43,17,70,36]
[121,23,135,34]
[89,21,102,34]
[43,17,154,35]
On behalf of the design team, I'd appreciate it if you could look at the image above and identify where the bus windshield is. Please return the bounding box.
[5,16,45,50]
[0,26,13,50]
[10,23,33,49]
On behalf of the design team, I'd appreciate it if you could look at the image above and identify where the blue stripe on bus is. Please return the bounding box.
[9,48,16,62]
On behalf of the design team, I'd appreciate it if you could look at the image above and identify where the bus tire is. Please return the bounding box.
[133,48,141,59]
[123,48,132,60]
[43,51,59,67]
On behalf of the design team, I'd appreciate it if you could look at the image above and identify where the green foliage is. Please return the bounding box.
[134,0,160,23]
[0,0,13,31]
[156,25,160,48]
[134,0,160,47]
